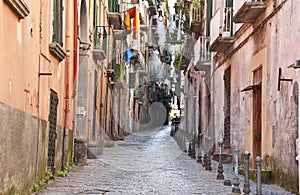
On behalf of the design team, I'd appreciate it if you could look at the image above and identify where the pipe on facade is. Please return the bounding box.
[72,0,78,163]
[61,0,72,171]
[110,85,114,137]
[62,51,70,170]
[35,0,43,185]
[298,85,300,194]
[73,0,78,97]
[104,77,109,136]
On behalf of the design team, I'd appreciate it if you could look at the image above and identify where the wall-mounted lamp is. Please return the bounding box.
[287,59,300,69]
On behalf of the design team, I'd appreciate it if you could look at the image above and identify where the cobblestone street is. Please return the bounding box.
[37,126,294,195]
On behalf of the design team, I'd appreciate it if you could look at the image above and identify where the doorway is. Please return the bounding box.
[252,67,262,166]
[47,89,58,173]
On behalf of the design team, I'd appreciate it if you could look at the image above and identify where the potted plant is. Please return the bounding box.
[222,26,231,37]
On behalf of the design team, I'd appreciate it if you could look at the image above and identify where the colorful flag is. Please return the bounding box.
[132,8,139,39]
[124,6,139,40]
[123,47,133,63]
[124,7,136,29]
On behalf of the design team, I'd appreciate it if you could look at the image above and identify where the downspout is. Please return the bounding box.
[73,0,78,96]
[104,78,109,135]
[62,52,70,170]
[110,85,113,137]
[72,0,78,162]
[35,0,43,185]
[62,0,72,170]
[298,84,300,194]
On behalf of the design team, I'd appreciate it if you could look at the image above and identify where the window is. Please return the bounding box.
[49,0,66,61]
[108,0,120,12]
[51,0,64,46]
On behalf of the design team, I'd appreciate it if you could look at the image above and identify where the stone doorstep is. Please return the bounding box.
[212,153,233,164]
[238,167,272,184]
[87,141,103,159]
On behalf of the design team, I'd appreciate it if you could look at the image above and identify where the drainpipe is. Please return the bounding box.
[110,84,114,138]
[62,51,70,170]
[72,0,78,163]
[104,77,109,135]
[35,0,43,185]
[61,0,72,171]
[298,84,300,194]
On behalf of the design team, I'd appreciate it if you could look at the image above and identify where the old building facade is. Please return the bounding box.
[0,0,76,193]
[0,0,169,193]
[177,0,300,193]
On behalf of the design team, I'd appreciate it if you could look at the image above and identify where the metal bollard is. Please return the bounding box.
[197,148,203,163]
[202,136,208,167]
[205,137,212,171]
[243,151,251,195]
[190,140,196,159]
[232,148,241,194]
[217,141,224,180]
[255,156,263,195]
[205,152,212,171]
[202,153,208,167]
[197,133,203,163]
[188,142,192,156]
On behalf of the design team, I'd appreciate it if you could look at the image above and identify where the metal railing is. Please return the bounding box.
[222,7,233,37]
[197,36,211,63]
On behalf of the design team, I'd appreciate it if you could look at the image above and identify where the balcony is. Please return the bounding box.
[190,21,202,34]
[93,49,106,63]
[108,12,122,27]
[194,36,211,72]
[209,7,234,53]
[148,6,157,16]
[113,29,131,40]
[233,1,266,23]
[4,0,30,19]
[181,36,196,70]
[49,42,66,62]
[210,36,234,53]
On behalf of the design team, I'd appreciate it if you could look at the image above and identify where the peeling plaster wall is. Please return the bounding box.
[0,103,71,194]
[0,0,75,193]
[212,0,300,192]
[210,0,300,191]
[0,103,39,194]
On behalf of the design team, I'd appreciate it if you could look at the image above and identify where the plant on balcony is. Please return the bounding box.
[182,9,190,33]
[173,53,183,70]
[113,63,123,82]
[140,16,145,25]
[192,0,203,10]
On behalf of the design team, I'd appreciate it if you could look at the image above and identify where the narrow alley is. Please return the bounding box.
[37,126,293,195]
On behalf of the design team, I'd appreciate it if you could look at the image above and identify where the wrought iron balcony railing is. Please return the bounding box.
[195,36,211,72]
[209,7,234,53]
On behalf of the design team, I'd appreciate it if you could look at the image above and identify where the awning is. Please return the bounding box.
[241,83,261,92]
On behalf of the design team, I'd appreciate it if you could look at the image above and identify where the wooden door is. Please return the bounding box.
[252,68,262,167]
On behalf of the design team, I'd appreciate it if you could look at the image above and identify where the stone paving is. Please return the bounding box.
[36,126,295,195]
